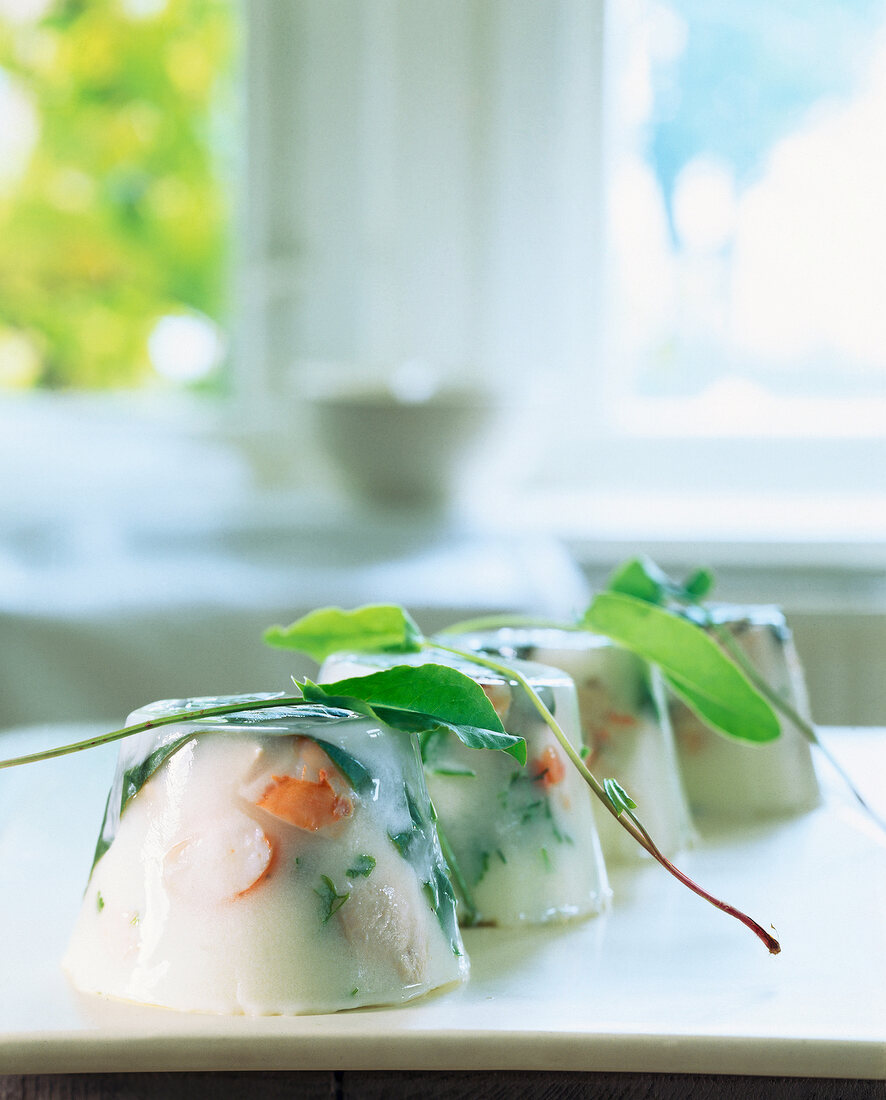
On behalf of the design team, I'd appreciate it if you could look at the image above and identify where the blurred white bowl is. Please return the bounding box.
[308,368,495,510]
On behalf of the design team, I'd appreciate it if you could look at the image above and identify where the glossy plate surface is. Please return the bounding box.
[0,723,884,1078]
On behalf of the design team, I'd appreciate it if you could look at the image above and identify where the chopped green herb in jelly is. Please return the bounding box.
[346,854,376,879]
[520,799,544,825]
[315,876,350,924]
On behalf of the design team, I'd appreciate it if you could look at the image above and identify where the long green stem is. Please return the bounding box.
[439,614,580,637]
[0,696,309,770]
[430,641,781,954]
[708,621,886,834]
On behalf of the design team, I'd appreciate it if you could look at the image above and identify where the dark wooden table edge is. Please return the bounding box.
[2,1070,885,1099]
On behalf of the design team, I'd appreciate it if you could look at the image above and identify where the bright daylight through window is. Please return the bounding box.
[0,0,234,392]
[607,0,886,438]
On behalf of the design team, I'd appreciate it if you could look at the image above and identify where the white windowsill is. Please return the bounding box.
[4,393,886,580]
[511,488,886,569]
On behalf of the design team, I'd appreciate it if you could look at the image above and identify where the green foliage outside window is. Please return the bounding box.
[0,0,234,390]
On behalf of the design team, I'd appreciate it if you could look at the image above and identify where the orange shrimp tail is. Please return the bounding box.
[257,770,353,831]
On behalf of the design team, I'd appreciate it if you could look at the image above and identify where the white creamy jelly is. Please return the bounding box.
[668,606,821,821]
[64,695,468,1014]
[319,650,610,927]
[446,628,695,864]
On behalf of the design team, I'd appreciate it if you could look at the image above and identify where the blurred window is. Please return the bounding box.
[0,0,235,392]
[606,0,886,438]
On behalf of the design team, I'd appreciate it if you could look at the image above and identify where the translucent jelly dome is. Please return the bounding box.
[668,607,821,821]
[442,627,695,864]
[64,696,467,1014]
[320,649,610,926]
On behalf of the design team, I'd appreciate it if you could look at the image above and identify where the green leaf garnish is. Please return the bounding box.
[315,875,350,924]
[437,720,526,765]
[300,666,526,763]
[608,555,717,607]
[607,555,718,610]
[346,854,376,879]
[683,567,715,601]
[384,711,524,764]
[608,556,669,604]
[582,592,780,743]
[307,665,504,731]
[604,777,637,817]
[264,605,423,662]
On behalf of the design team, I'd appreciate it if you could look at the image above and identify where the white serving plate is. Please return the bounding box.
[0,723,884,1078]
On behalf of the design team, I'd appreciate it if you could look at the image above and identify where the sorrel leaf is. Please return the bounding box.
[582,592,780,742]
[264,605,423,662]
[304,664,506,736]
